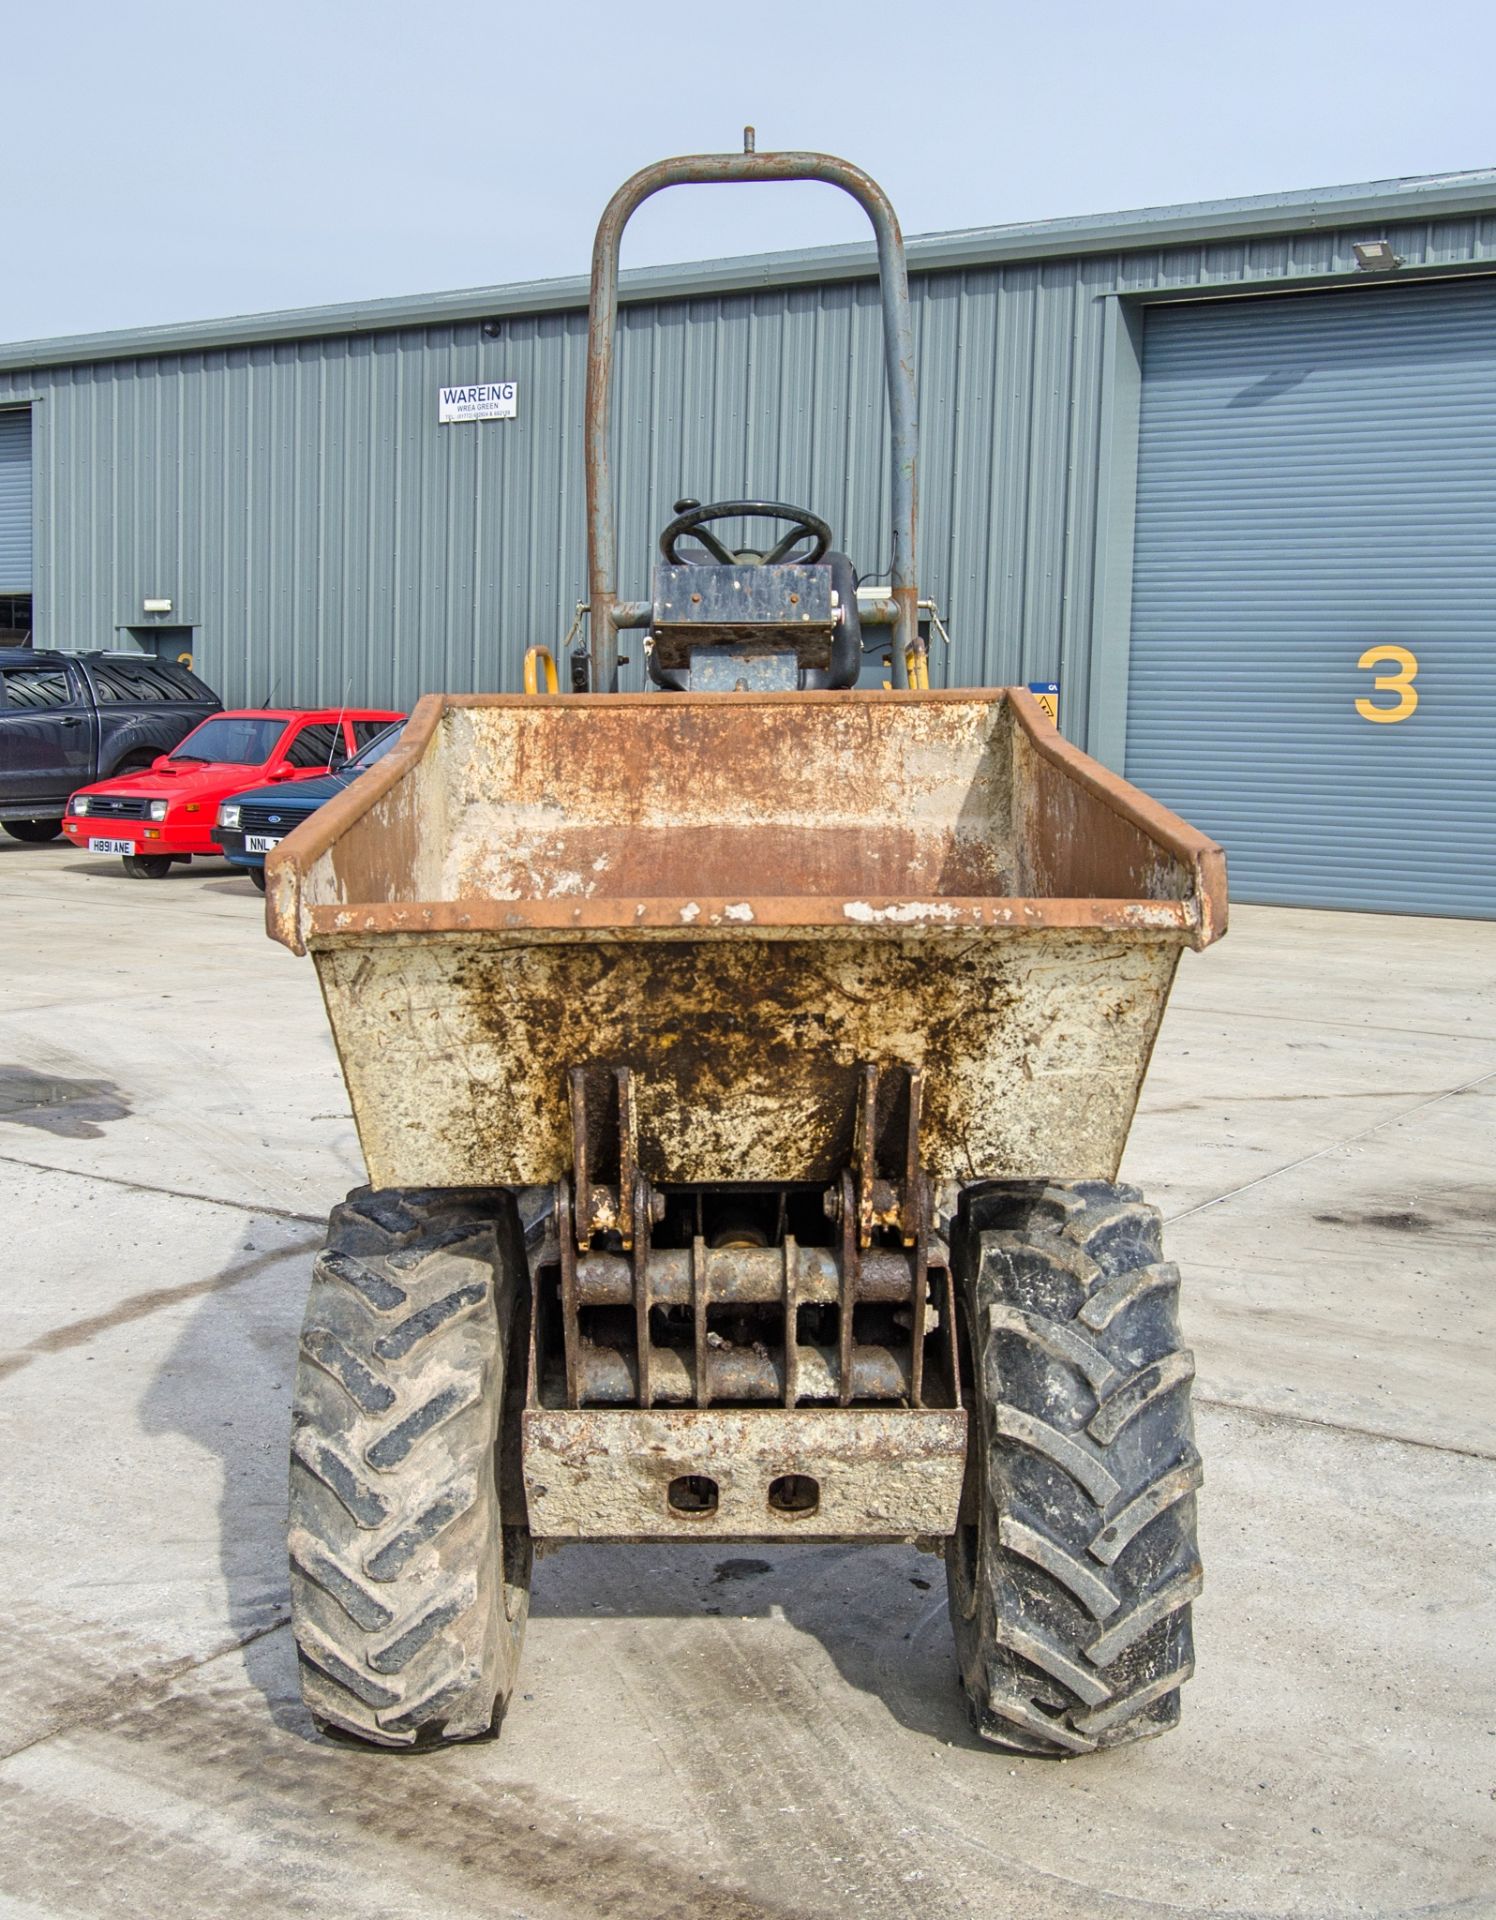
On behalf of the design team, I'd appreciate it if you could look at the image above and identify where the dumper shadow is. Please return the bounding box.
[529,1537,983,1748]
[137,1222,320,1733]
[139,1229,980,1749]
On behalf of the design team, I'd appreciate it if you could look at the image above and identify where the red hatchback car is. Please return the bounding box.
[62,707,401,878]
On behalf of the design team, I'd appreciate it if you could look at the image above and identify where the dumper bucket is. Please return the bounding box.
[267,688,1223,1194]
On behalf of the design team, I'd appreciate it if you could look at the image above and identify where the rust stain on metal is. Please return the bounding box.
[575,1339,913,1405]
[1007,688,1228,946]
[271,690,1220,1190]
[273,690,1222,946]
[522,1406,966,1539]
[316,928,1177,1189]
[305,895,1199,937]
[573,1243,918,1307]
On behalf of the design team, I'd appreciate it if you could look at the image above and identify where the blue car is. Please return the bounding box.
[215,719,404,890]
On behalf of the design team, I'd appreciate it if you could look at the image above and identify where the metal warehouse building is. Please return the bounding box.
[2,168,1494,918]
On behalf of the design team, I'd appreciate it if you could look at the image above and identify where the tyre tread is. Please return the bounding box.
[948,1181,1202,1755]
[288,1185,531,1748]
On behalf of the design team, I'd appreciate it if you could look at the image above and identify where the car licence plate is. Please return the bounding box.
[245,834,281,853]
[88,838,136,855]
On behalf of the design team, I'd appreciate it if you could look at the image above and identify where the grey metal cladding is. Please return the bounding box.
[1126,274,1496,918]
[1,181,1494,749]
[0,407,31,594]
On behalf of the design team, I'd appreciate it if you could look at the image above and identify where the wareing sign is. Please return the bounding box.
[438,381,518,424]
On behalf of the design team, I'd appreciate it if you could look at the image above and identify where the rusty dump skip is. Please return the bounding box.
[266,688,1224,1192]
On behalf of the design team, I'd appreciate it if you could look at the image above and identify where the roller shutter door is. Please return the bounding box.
[0,409,31,593]
[1125,277,1496,918]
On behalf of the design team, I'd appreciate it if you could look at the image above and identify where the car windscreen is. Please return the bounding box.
[347,723,404,770]
[169,716,288,764]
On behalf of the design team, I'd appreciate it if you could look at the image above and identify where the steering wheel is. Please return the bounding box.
[661,498,833,567]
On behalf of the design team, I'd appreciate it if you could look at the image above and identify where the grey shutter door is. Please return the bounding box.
[0,409,31,594]
[1125,278,1496,919]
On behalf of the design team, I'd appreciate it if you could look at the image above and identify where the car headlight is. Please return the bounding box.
[149,800,169,822]
[71,795,91,816]
[218,803,241,830]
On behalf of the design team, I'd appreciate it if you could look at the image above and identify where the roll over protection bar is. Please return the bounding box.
[584,143,921,692]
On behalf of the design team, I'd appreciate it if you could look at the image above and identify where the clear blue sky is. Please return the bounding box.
[11,0,1495,343]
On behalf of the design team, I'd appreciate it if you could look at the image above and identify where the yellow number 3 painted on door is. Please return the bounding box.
[1355,644,1419,723]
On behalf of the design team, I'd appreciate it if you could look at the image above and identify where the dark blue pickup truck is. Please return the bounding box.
[0,648,221,840]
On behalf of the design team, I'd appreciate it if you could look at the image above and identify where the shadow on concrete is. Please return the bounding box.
[47,856,243,884]
[0,836,71,857]
[528,1537,980,1747]
[138,1222,320,1735]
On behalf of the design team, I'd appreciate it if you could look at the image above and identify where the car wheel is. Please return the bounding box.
[249,868,267,893]
[3,819,64,843]
[122,855,174,879]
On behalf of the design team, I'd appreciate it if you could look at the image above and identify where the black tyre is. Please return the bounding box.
[3,819,63,842]
[122,854,173,878]
[289,1186,532,1747]
[248,867,267,892]
[946,1181,1201,1755]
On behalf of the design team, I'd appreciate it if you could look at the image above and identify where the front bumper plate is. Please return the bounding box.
[523,1406,966,1540]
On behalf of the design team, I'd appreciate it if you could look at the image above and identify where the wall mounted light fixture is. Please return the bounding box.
[1352,240,1403,273]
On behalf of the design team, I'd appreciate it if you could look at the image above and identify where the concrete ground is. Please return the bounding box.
[0,835,1492,1920]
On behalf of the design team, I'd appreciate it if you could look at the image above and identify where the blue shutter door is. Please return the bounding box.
[1126,278,1496,919]
[0,408,31,594]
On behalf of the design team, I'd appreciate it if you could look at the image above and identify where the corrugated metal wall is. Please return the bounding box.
[1126,276,1496,917]
[3,210,1495,741]
[0,408,31,593]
